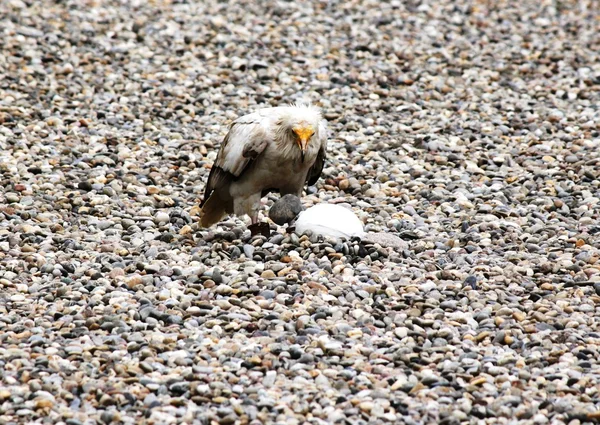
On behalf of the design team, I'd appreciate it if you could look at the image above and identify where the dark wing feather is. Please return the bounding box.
[201,115,269,205]
[306,145,326,186]
[306,118,328,187]
[201,165,234,207]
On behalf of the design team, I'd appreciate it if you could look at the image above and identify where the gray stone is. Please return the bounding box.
[268,194,304,225]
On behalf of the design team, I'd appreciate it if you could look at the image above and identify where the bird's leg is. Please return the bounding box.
[234,194,268,236]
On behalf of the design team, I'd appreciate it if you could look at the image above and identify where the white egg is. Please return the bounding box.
[295,204,364,239]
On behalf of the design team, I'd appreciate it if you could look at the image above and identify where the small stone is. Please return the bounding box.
[155,211,170,224]
[250,59,269,70]
[463,275,477,289]
[513,311,526,322]
[359,401,374,412]
[126,275,143,288]
[339,179,350,190]
[269,194,304,225]
[362,232,408,249]
[6,193,20,203]
[263,371,276,387]
[261,270,276,279]
[78,181,93,192]
[212,268,223,284]
[109,268,125,279]
[243,244,255,258]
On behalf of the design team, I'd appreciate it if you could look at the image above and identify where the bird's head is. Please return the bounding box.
[279,104,322,162]
[291,121,315,162]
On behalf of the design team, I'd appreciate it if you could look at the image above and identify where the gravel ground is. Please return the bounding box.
[1,0,600,424]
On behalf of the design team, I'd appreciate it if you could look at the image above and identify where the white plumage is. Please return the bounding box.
[199,104,328,230]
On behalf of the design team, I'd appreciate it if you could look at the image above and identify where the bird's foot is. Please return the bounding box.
[248,222,271,237]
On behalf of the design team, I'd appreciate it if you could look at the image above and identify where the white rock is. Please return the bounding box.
[155,211,170,223]
[295,204,364,239]
[263,370,276,387]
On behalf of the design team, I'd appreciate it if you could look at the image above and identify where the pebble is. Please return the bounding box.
[362,232,409,250]
[268,194,304,225]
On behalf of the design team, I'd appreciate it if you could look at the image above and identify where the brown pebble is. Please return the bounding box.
[338,179,350,191]
[109,268,125,279]
[307,281,327,292]
[470,377,487,386]
[587,411,600,419]
[126,275,143,288]
[407,308,421,317]
[261,270,276,279]
[277,267,292,277]
[476,331,491,342]
[179,225,193,235]
[34,399,54,409]
[513,311,526,322]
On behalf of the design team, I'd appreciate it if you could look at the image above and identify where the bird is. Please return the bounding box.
[199,103,328,234]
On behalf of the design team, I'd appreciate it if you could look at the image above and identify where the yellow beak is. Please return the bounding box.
[293,127,313,162]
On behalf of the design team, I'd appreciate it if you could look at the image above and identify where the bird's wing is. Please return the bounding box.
[202,114,271,204]
[306,119,328,186]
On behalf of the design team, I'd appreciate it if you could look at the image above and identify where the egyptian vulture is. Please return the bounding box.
[199,104,328,233]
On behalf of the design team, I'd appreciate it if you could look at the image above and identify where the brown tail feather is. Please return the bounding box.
[199,193,228,228]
